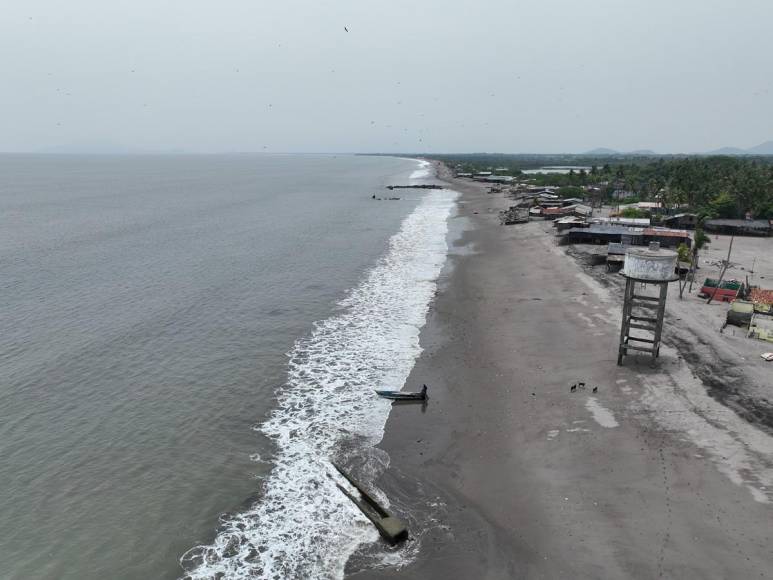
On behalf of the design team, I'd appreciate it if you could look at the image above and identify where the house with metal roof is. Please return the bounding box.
[562,225,645,246]
[591,216,651,227]
[561,224,689,247]
[704,219,771,236]
[643,227,691,248]
[663,213,698,229]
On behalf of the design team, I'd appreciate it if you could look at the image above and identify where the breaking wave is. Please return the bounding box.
[408,160,431,180]
[180,180,457,579]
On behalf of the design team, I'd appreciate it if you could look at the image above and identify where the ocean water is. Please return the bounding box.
[0,155,456,580]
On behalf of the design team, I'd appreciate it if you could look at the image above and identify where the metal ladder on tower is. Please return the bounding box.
[617,278,669,365]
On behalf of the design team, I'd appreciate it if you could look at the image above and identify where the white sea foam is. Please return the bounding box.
[180,187,458,579]
[409,160,431,180]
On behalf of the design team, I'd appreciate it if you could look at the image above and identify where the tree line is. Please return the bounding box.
[431,154,773,219]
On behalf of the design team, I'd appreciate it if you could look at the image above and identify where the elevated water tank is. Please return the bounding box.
[623,246,678,281]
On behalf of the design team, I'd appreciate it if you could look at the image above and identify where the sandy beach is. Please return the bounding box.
[346,163,773,579]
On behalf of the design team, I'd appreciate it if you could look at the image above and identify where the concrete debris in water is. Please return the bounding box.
[332,463,408,545]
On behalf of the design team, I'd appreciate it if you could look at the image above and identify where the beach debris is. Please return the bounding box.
[500,205,529,225]
[578,382,586,390]
[570,384,577,393]
[375,384,427,401]
[592,386,599,393]
[332,463,408,545]
[761,353,773,361]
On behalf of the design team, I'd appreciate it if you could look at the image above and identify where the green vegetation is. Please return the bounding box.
[676,243,691,263]
[694,222,711,250]
[557,185,585,198]
[619,207,648,219]
[709,191,738,218]
[429,154,773,219]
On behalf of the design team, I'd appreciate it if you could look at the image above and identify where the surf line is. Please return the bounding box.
[180,185,459,580]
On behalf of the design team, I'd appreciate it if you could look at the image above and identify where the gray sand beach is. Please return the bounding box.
[348,163,773,579]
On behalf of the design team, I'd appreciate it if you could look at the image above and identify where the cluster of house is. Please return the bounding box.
[606,205,772,237]
[558,220,692,250]
[462,171,772,252]
[456,171,517,184]
[547,209,693,272]
[503,191,693,270]
[459,171,773,239]
[509,189,594,220]
[462,168,773,346]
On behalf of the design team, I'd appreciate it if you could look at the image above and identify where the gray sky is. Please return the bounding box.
[2,0,772,154]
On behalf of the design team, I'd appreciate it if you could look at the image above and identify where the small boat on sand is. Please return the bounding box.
[375,384,427,401]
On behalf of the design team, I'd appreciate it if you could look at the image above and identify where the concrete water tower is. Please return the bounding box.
[617,243,679,365]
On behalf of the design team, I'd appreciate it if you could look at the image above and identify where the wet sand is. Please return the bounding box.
[347,165,773,579]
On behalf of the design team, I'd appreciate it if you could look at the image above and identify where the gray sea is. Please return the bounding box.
[0,154,457,579]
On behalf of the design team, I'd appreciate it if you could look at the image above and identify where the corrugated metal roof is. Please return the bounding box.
[619,202,662,210]
[706,219,770,228]
[750,288,773,305]
[643,228,690,238]
[570,225,644,235]
[592,217,651,226]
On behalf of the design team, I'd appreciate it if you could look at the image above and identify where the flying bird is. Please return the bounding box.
[592,386,598,393]
[570,384,577,393]
[344,26,349,32]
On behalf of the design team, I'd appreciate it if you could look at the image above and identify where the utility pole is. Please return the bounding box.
[687,243,699,295]
[679,250,696,299]
[707,235,735,305]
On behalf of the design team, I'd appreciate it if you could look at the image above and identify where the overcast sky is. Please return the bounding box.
[2,0,772,154]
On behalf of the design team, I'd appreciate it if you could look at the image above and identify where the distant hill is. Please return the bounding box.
[747,140,773,155]
[583,142,773,156]
[706,141,773,155]
[706,146,751,155]
[583,147,658,156]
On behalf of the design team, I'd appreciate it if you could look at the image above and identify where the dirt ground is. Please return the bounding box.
[565,226,773,432]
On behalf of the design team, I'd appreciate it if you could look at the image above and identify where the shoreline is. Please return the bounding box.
[178,157,456,580]
[346,162,773,579]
